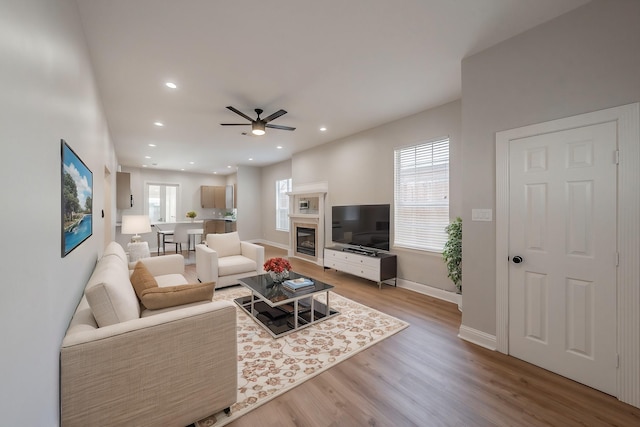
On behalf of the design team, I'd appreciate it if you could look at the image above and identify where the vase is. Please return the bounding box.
[269,270,289,283]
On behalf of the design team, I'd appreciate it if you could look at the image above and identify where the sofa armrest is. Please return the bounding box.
[195,244,219,283]
[240,241,265,273]
[61,300,237,426]
[137,254,185,276]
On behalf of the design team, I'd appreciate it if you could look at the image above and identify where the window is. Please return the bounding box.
[276,178,292,231]
[147,183,179,222]
[394,137,449,252]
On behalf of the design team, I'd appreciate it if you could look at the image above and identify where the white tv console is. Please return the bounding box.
[324,246,397,289]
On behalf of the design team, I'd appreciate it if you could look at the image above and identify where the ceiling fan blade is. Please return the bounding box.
[220,123,251,126]
[265,124,296,131]
[226,106,254,122]
[262,109,287,123]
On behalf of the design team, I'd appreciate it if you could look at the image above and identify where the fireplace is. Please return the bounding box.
[288,184,327,266]
[296,226,316,257]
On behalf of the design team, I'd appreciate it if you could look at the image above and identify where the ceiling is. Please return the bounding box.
[76,0,590,175]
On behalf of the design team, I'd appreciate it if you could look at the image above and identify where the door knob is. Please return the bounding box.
[512,256,523,264]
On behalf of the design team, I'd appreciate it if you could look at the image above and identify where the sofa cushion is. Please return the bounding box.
[85,255,140,327]
[218,255,257,276]
[130,261,158,299]
[140,282,215,310]
[206,231,241,258]
[102,241,129,264]
[155,274,191,288]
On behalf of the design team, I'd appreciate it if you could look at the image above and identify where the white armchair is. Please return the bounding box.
[195,231,265,288]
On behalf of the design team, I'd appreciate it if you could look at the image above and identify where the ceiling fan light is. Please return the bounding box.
[252,122,265,135]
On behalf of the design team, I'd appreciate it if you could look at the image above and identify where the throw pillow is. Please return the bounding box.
[130,261,158,299]
[140,282,215,310]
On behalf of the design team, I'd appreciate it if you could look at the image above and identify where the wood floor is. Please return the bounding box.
[183,245,640,426]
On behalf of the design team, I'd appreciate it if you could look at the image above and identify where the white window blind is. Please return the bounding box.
[276,178,292,231]
[394,138,449,252]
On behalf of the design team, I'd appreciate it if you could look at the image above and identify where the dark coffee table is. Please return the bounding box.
[235,272,339,337]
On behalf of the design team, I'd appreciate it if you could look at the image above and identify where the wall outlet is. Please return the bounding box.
[472,209,492,221]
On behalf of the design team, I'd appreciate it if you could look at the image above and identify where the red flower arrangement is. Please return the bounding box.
[263,257,292,273]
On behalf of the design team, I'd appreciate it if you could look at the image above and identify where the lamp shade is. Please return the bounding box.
[121,215,152,240]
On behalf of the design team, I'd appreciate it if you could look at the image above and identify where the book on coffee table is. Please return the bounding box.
[283,277,314,291]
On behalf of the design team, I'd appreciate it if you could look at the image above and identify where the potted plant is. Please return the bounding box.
[186,211,197,222]
[442,217,462,294]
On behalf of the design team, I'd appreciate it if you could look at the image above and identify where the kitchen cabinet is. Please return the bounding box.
[116,172,132,209]
[201,185,234,209]
[201,185,226,208]
[203,219,235,235]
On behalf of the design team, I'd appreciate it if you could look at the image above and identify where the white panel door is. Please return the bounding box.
[508,121,618,395]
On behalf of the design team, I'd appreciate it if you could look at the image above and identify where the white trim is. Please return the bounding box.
[458,325,497,351]
[253,239,289,251]
[396,278,461,305]
[495,103,640,408]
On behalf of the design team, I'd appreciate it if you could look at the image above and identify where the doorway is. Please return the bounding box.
[495,103,640,407]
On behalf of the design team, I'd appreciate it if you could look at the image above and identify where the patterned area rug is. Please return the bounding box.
[196,286,409,426]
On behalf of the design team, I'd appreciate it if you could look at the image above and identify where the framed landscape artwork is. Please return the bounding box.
[61,140,93,257]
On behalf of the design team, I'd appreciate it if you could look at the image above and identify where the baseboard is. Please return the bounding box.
[252,239,289,251]
[396,278,462,305]
[458,325,497,351]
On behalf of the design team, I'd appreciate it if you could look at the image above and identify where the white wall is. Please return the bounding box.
[0,0,117,424]
[292,100,462,292]
[460,0,640,335]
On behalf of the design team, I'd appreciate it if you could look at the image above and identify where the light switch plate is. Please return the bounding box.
[472,209,493,221]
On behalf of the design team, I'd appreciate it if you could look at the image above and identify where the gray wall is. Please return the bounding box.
[292,100,462,292]
[260,159,292,248]
[460,0,640,335]
[0,0,117,424]
[236,165,263,241]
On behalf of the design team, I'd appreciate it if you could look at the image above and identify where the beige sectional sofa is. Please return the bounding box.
[61,242,237,427]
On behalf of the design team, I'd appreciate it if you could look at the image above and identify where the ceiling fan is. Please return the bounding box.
[221,106,296,135]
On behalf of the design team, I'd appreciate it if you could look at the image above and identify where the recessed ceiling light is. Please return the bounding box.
[320,127,327,132]
[189,161,195,165]
[277,146,283,149]
[181,168,185,171]
[142,165,148,168]
[165,82,177,89]
[227,165,232,168]
[145,156,151,159]
[148,143,156,147]
[248,158,253,161]
[213,172,218,174]
[154,122,164,127]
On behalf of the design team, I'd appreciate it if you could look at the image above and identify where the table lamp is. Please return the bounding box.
[121,215,152,242]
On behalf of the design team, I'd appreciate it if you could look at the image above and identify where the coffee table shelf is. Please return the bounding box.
[235,272,339,337]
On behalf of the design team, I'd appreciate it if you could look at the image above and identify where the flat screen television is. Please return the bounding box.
[331,204,390,251]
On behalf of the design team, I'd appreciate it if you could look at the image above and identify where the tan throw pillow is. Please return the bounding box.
[130,261,158,299]
[140,282,215,310]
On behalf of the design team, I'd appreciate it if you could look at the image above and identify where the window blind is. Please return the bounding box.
[394,138,449,251]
